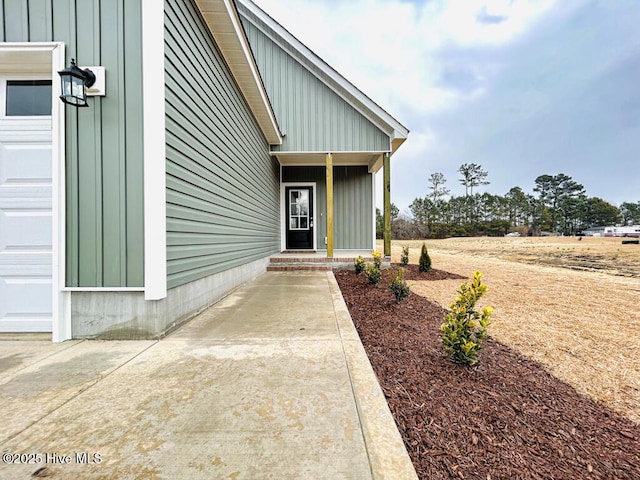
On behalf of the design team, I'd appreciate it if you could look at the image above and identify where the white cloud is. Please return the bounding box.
[252,0,557,120]
[249,1,640,208]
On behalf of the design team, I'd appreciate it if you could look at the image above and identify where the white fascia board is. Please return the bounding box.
[238,0,409,144]
[142,0,167,301]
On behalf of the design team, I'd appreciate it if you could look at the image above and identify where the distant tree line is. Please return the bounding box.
[377,164,640,239]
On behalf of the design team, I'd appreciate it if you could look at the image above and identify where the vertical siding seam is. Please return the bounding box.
[73,0,77,53]
[1,0,5,42]
[118,0,127,286]
[49,0,54,41]
[26,0,31,41]
[95,0,103,286]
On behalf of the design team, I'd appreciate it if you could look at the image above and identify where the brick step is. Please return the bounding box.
[269,256,373,263]
[267,264,332,272]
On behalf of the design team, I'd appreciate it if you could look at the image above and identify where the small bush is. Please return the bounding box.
[354,256,366,274]
[372,250,383,269]
[390,268,411,303]
[364,263,381,285]
[400,246,409,266]
[419,243,432,272]
[440,271,493,366]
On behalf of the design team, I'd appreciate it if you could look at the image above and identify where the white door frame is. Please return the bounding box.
[280,182,317,251]
[0,42,69,341]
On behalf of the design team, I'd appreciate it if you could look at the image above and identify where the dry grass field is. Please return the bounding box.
[378,237,640,424]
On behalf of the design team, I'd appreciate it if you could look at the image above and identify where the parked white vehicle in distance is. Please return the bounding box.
[603,226,640,238]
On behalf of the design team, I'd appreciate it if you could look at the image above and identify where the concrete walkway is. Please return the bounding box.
[0,272,416,480]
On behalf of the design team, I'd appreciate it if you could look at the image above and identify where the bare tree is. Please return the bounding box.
[458,163,489,196]
[428,172,450,203]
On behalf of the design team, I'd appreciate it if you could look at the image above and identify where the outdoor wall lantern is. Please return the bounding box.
[58,58,96,107]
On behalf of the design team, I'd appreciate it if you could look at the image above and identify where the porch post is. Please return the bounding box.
[326,153,334,258]
[383,152,391,257]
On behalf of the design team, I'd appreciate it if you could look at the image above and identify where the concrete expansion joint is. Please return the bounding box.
[5,339,87,377]
[0,340,159,447]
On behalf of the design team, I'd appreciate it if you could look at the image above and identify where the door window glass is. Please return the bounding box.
[6,80,52,116]
[289,189,310,231]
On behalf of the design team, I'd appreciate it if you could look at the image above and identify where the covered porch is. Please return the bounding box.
[276,151,394,258]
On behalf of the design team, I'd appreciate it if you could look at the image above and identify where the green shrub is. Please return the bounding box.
[364,263,381,285]
[372,250,383,269]
[419,243,432,272]
[440,271,493,366]
[390,268,411,303]
[400,246,409,266]
[354,256,366,274]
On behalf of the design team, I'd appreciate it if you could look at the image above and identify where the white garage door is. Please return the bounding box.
[0,78,53,332]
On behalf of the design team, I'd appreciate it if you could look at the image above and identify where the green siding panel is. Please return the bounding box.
[1,0,145,287]
[165,0,280,290]
[239,9,391,153]
[283,166,373,250]
[3,1,28,41]
[334,166,373,249]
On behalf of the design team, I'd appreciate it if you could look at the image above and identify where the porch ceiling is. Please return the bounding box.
[274,152,385,173]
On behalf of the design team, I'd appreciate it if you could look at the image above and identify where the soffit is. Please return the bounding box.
[0,50,51,73]
[274,152,383,173]
[194,0,282,145]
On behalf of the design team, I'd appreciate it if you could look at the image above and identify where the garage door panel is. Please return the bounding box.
[0,210,52,250]
[0,188,52,210]
[0,317,52,333]
[0,252,51,273]
[0,143,52,184]
[0,109,52,333]
[0,276,52,315]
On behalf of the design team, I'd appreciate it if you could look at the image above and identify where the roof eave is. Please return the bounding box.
[194,0,282,145]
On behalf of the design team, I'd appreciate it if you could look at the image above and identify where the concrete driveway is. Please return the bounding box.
[0,272,416,479]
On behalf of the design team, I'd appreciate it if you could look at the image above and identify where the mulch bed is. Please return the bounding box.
[390,264,467,281]
[335,268,640,480]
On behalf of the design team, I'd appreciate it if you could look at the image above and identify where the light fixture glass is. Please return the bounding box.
[58,58,96,107]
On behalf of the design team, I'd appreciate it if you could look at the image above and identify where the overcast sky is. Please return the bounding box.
[251,0,640,213]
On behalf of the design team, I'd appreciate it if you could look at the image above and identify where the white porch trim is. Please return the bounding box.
[371,173,377,250]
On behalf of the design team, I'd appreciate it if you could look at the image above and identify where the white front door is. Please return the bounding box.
[0,78,53,332]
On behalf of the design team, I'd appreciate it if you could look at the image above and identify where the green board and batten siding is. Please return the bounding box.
[333,166,373,249]
[239,8,390,154]
[283,166,372,249]
[165,0,280,290]
[0,0,145,288]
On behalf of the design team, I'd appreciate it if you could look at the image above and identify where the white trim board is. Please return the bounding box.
[142,0,167,301]
[0,42,69,341]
